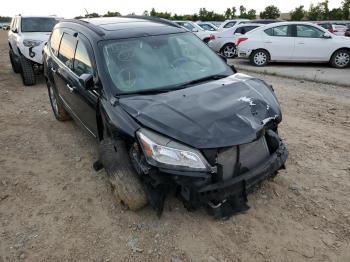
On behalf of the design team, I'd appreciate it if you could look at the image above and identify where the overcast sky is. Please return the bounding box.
[2,0,344,18]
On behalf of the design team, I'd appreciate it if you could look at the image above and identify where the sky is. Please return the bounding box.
[1,0,344,18]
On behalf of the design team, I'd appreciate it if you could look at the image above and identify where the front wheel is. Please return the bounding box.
[330,49,350,68]
[99,138,148,211]
[221,43,236,58]
[19,55,36,86]
[250,49,270,67]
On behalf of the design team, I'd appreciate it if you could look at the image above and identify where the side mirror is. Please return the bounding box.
[192,28,199,32]
[323,33,332,39]
[79,73,94,90]
[12,28,18,33]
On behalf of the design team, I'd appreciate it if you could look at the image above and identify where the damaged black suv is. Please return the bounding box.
[43,16,288,218]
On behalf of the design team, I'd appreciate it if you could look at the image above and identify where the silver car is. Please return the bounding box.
[208,23,262,58]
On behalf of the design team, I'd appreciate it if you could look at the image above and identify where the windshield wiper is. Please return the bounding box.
[115,74,229,97]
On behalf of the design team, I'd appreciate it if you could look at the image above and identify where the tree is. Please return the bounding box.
[239,5,246,18]
[86,12,100,18]
[290,5,307,21]
[143,10,149,16]
[343,0,350,19]
[307,4,322,20]
[150,8,157,17]
[103,11,121,17]
[260,5,280,19]
[231,7,237,18]
[329,8,344,19]
[224,8,232,19]
[246,9,257,19]
[320,0,330,20]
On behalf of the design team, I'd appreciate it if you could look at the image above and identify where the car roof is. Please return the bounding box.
[16,15,58,19]
[57,16,187,40]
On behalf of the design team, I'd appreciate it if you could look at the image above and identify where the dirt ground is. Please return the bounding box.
[0,30,349,262]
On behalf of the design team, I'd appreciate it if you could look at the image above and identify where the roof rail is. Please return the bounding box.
[61,19,105,36]
[123,15,182,28]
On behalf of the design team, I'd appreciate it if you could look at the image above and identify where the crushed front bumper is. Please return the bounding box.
[176,132,288,218]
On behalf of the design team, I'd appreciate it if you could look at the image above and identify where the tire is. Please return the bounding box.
[9,50,21,73]
[250,49,270,67]
[19,55,36,86]
[99,138,148,211]
[221,43,236,58]
[47,81,71,121]
[330,49,350,68]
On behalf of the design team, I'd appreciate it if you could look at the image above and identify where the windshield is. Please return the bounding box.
[21,17,58,32]
[102,32,232,94]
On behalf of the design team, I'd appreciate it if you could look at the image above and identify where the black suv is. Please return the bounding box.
[43,16,288,218]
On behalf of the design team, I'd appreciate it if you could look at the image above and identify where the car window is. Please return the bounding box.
[296,25,324,38]
[73,41,93,76]
[236,26,258,35]
[264,25,290,37]
[21,17,58,32]
[318,23,331,30]
[50,28,62,56]
[224,22,236,28]
[199,24,215,31]
[180,22,195,31]
[58,33,77,69]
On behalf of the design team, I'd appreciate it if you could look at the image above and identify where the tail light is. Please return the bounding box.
[329,28,337,33]
[209,34,215,40]
[236,37,248,46]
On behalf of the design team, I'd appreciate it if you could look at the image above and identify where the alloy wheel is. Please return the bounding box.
[223,45,236,58]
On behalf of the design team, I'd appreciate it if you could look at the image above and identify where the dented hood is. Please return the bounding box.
[119,73,282,149]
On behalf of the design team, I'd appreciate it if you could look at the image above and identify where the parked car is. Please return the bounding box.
[43,16,288,218]
[218,19,249,31]
[2,24,10,30]
[8,15,60,85]
[249,19,284,25]
[236,22,350,68]
[317,22,348,36]
[208,23,262,58]
[173,20,211,43]
[197,21,218,31]
[345,28,350,37]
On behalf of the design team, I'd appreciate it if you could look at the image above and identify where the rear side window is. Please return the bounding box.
[73,41,93,76]
[296,25,324,38]
[58,33,77,69]
[50,28,62,56]
[235,26,258,34]
[264,25,290,37]
[224,21,236,28]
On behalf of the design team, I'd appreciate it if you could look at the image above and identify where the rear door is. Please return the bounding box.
[262,25,295,61]
[292,24,333,61]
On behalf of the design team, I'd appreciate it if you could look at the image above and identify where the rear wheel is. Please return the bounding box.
[99,138,148,211]
[19,55,36,86]
[250,49,270,67]
[330,49,350,68]
[9,50,21,73]
[47,82,71,121]
[221,43,236,58]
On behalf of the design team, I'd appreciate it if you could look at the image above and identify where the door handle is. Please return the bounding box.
[66,84,75,93]
[264,41,272,44]
[298,42,305,44]
[51,67,56,73]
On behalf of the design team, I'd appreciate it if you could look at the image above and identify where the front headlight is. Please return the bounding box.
[137,128,209,172]
[23,39,43,47]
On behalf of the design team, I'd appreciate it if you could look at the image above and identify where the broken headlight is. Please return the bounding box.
[23,39,43,47]
[137,128,209,172]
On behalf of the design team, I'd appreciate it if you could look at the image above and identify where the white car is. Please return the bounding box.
[208,23,262,58]
[8,15,60,85]
[236,22,350,68]
[173,21,211,43]
[218,19,250,31]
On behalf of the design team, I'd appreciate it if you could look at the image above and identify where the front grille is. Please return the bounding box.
[217,136,270,181]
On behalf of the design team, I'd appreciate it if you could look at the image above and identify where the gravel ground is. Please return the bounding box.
[0,30,349,262]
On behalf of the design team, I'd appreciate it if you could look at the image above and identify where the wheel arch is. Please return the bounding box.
[329,47,350,61]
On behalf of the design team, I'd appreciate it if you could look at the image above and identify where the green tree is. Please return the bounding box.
[224,8,232,19]
[239,5,246,18]
[320,0,330,20]
[143,10,149,16]
[329,8,344,19]
[103,11,121,17]
[307,4,322,20]
[290,5,307,21]
[246,9,257,19]
[343,0,350,19]
[231,7,237,18]
[260,5,280,19]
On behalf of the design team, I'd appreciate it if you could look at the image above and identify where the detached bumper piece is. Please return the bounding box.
[179,130,288,219]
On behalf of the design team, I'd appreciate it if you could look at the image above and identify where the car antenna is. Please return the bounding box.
[84,8,91,18]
